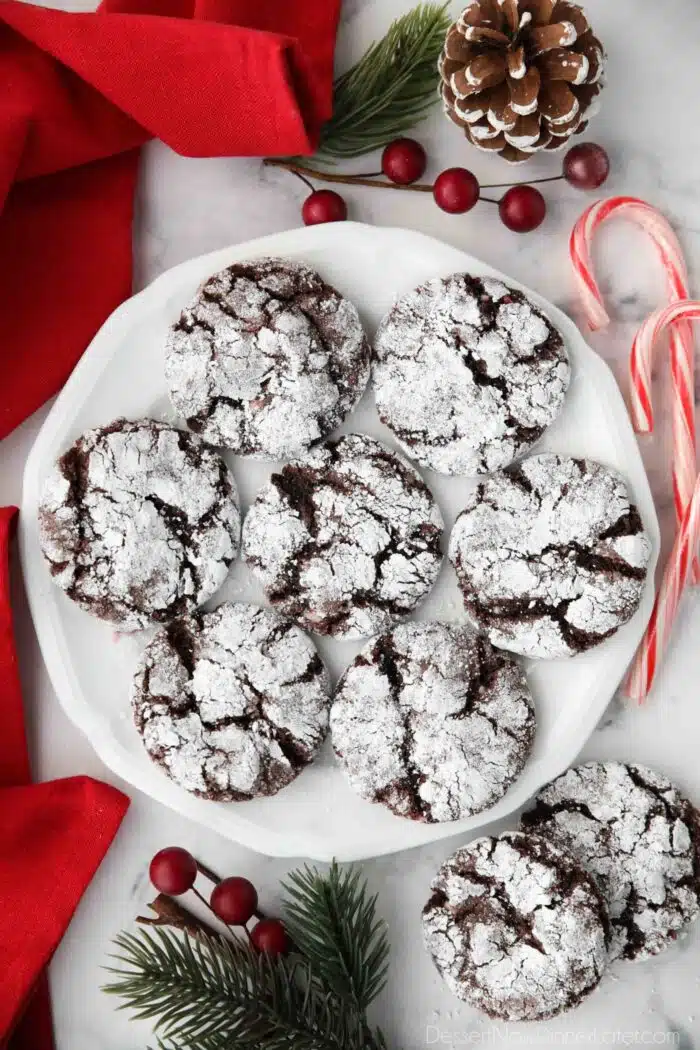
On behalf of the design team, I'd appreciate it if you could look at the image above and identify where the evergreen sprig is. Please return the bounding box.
[317,3,451,160]
[282,861,390,1013]
[104,864,390,1050]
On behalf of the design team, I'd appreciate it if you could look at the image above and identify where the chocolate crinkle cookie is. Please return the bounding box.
[39,419,240,630]
[331,622,535,823]
[242,434,444,639]
[449,453,651,659]
[165,258,370,459]
[132,602,331,801]
[372,273,570,476]
[422,832,610,1022]
[521,762,700,961]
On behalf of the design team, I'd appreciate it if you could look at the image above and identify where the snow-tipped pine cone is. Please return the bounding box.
[439,0,605,163]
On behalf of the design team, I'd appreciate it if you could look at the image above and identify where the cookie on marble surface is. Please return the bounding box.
[330,622,535,823]
[165,257,370,459]
[38,419,240,630]
[521,762,700,961]
[448,453,651,659]
[132,602,330,801]
[242,433,444,639]
[372,273,570,476]
[422,832,610,1021]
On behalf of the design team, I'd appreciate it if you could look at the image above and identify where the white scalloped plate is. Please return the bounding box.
[20,223,659,861]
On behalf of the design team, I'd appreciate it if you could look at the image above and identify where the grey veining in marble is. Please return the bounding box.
[5,0,700,1046]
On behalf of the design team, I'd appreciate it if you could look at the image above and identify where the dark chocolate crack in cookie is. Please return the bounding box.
[242,433,444,639]
[166,257,370,459]
[39,419,240,630]
[132,602,330,801]
[422,832,610,1021]
[331,622,535,823]
[372,273,570,476]
[521,762,700,961]
[448,452,651,658]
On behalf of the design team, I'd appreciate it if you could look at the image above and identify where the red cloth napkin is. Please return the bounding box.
[0,0,341,440]
[0,507,130,1050]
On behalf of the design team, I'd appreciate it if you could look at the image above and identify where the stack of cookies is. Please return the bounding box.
[423,762,700,1021]
[37,256,651,817]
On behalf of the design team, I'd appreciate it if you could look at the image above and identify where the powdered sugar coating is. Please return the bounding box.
[521,762,700,961]
[242,434,444,639]
[132,602,330,801]
[422,832,609,1021]
[372,274,570,476]
[165,258,370,459]
[449,453,651,658]
[330,622,535,823]
[39,419,240,630]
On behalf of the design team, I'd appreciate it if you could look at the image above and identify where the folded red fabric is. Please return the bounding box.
[0,507,130,1050]
[0,0,340,439]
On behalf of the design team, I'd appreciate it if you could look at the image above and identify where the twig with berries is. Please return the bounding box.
[144,847,290,953]
[269,1,609,234]
[267,139,611,234]
[103,847,391,1050]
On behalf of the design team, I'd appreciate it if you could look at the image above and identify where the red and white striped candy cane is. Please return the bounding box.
[570,197,698,580]
[625,472,700,704]
[623,301,700,703]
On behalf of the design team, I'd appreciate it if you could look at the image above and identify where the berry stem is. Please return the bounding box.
[480,197,500,205]
[480,174,565,188]
[290,168,316,193]
[264,157,433,193]
[195,860,222,885]
[192,885,228,925]
[264,157,566,195]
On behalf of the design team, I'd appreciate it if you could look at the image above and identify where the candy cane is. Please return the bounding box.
[624,471,700,704]
[623,302,700,703]
[570,197,698,581]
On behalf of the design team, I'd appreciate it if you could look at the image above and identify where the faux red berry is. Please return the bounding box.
[433,168,480,214]
[149,847,197,896]
[302,189,347,225]
[499,185,547,233]
[563,142,610,190]
[381,138,427,185]
[210,877,258,926]
[251,918,289,955]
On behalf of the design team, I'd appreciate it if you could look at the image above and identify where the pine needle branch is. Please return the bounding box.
[104,926,385,1050]
[281,862,390,1014]
[316,3,450,160]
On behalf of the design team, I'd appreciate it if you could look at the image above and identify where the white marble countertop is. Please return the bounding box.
[5,0,700,1046]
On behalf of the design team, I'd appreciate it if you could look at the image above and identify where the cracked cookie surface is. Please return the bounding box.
[448,453,651,658]
[521,762,700,961]
[372,274,570,476]
[132,602,330,801]
[330,622,535,823]
[242,433,444,639]
[39,419,240,630]
[422,832,609,1021]
[165,257,370,459]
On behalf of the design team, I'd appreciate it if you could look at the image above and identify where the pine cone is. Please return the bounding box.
[439,0,605,163]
